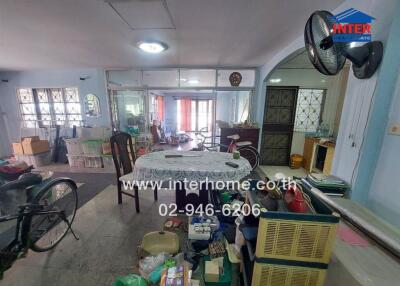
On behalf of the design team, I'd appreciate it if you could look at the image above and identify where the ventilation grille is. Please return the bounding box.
[257,218,337,264]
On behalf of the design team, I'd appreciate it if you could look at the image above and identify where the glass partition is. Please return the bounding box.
[107,68,256,136]
[142,70,179,87]
[215,90,251,131]
[110,90,146,133]
[217,69,256,87]
[108,70,142,87]
[106,68,256,88]
[179,69,216,87]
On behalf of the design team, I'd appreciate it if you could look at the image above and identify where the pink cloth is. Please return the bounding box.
[337,224,369,246]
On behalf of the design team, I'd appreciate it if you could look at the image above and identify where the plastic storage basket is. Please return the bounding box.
[252,258,327,286]
[81,140,103,156]
[102,155,114,169]
[67,154,85,168]
[64,138,83,155]
[16,152,51,168]
[84,156,102,168]
[138,231,179,256]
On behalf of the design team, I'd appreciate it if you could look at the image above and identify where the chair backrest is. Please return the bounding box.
[110,132,136,178]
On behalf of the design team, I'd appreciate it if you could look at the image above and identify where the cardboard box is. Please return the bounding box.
[22,139,50,155]
[12,143,24,155]
[102,142,111,155]
[22,136,40,143]
[205,260,219,282]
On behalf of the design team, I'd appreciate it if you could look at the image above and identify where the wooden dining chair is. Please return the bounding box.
[110,132,157,213]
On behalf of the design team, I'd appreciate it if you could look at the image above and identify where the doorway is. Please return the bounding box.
[260,86,298,165]
[175,94,214,134]
[190,99,213,132]
[259,49,349,178]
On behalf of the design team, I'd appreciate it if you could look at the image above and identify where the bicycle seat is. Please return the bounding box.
[227,134,240,140]
[0,173,42,192]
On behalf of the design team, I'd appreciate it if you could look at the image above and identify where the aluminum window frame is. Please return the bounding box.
[17,87,83,128]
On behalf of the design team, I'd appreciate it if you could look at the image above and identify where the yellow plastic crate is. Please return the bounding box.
[252,260,327,286]
[255,212,339,264]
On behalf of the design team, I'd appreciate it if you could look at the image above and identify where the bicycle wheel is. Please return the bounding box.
[237,146,260,170]
[28,179,78,252]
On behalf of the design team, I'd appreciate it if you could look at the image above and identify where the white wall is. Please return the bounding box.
[368,74,400,226]
[330,0,398,185]
[0,102,11,157]
[291,132,306,155]
[0,68,109,156]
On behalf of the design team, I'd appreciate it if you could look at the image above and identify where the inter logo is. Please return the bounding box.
[332,8,376,43]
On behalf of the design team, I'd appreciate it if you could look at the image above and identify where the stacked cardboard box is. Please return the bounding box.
[12,136,50,155]
[12,136,51,167]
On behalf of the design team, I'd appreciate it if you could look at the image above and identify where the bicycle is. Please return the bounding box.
[194,127,260,170]
[0,171,79,278]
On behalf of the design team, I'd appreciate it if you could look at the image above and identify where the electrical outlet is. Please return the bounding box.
[389,123,400,135]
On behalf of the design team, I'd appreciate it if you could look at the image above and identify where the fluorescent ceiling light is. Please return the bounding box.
[137,41,168,54]
[188,79,199,84]
[269,78,281,83]
[180,78,187,82]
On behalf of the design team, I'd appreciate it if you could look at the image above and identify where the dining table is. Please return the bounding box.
[119,150,252,209]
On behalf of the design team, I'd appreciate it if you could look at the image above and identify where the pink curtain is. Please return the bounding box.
[157,96,164,121]
[180,98,191,131]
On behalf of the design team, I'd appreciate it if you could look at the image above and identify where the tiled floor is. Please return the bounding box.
[1,185,172,286]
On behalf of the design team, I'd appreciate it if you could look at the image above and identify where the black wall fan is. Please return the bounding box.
[304,10,383,79]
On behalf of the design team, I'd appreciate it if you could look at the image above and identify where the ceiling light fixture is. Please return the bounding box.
[137,41,168,54]
[188,79,199,84]
[180,78,187,82]
[269,78,282,83]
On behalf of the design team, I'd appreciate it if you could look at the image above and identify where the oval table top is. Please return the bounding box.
[121,150,252,182]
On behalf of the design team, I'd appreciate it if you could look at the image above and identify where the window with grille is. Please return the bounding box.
[294,89,325,132]
[17,87,82,128]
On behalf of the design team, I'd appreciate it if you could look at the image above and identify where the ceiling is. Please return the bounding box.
[0,0,343,71]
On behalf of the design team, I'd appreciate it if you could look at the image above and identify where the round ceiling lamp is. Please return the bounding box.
[137,41,168,54]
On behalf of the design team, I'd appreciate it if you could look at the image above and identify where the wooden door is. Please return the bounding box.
[260,86,298,165]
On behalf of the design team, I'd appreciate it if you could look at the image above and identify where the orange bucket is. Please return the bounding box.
[290,154,303,169]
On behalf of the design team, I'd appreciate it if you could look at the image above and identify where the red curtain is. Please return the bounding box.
[157,96,164,121]
[180,97,192,131]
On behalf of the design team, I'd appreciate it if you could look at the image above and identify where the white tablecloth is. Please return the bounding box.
[121,150,252,182]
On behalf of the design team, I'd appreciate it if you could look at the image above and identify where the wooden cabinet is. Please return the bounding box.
[303,136,335,174]
[220,127,259,152]
[303,136,316,171]
[321,145,335,175]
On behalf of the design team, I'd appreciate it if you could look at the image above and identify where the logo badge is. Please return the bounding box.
[332,8,375,43]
